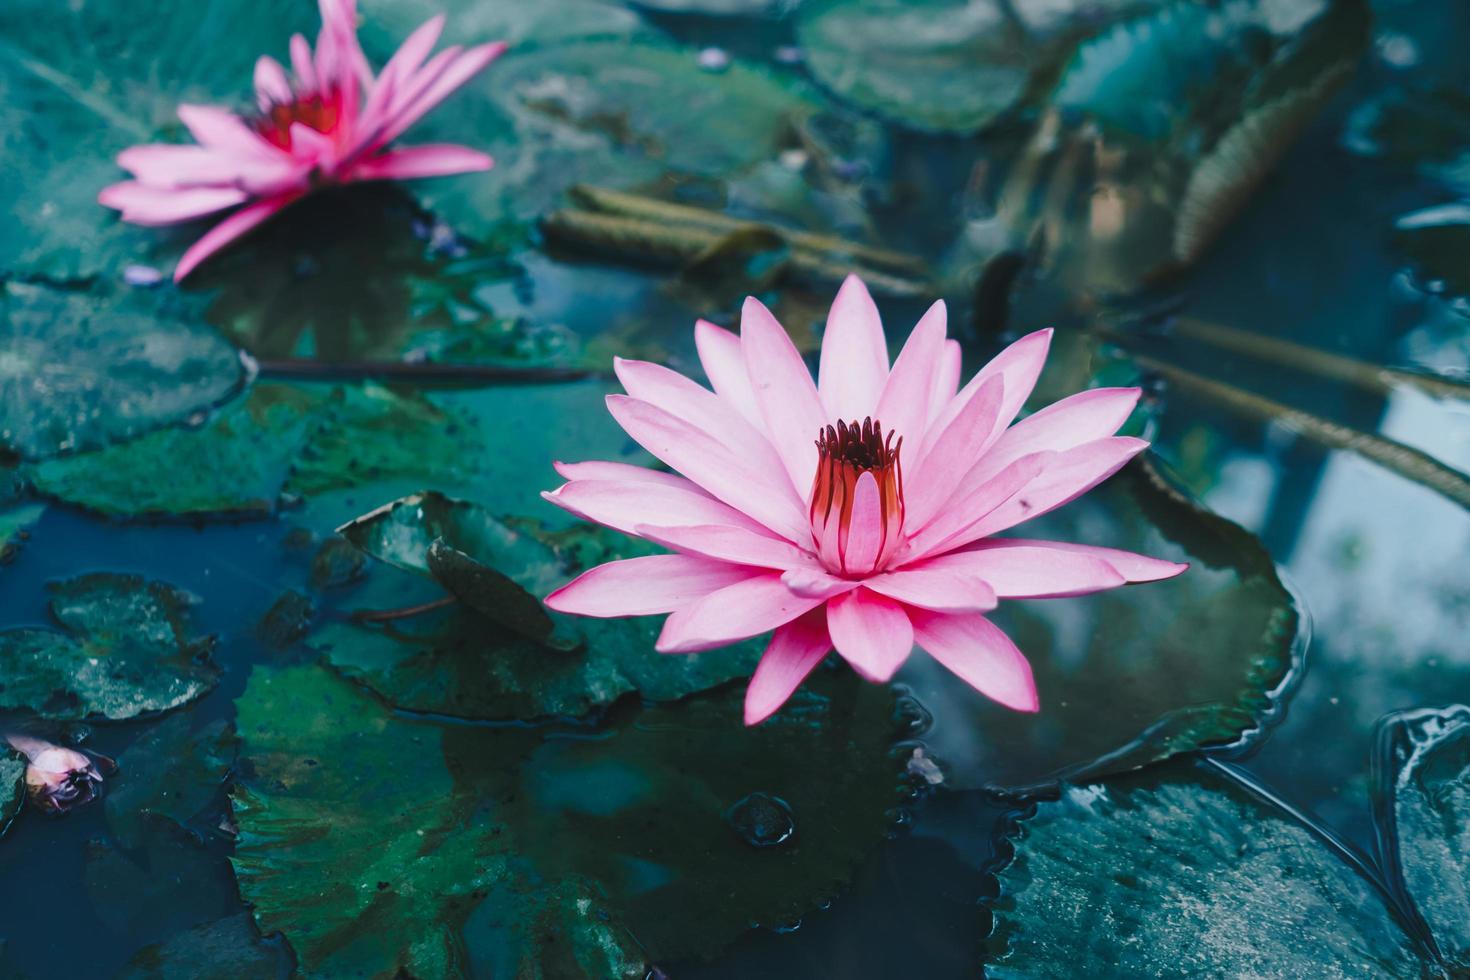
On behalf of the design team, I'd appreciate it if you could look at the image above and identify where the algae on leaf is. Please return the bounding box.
[0,752,23,840]
[231,663,903,975]
[0,574,217,722]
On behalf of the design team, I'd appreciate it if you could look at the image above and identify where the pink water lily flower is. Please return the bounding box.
[544,276,1188,725]
[5,733,108,815]
[98,0,505,281]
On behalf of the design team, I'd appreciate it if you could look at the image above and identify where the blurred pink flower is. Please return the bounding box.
[5,733,107,815]
[544,276,1187,725]
[98,0,505,281]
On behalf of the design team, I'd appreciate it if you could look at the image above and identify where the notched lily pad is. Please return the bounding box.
[121,912,294,980]
[0,284,249,461]
[988,703,1470,976]
[326,497,760,718]
[903,457,1299,793]
[231,663,903,975]
[0,574,217,721]
[104,714,238,849]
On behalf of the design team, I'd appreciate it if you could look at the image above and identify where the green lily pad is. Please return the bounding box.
[407,40,821,235]
[232,663,902,974]
[104,714,237,849]
[0,751,23,839]
[796,0,1033,133]
[323,504,761,718]
[0,574,217,722]
[84,816,239,941]
[0,283,248,461]
[903,456,1298,794]
[0,502,44,565]
[121,913,294,980]
[361,0,650,52]
[0,0,316,280]
[988,703,1470,976]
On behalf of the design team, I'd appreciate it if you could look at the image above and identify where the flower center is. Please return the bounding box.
[253,89,343,150]
[809,417,905,577]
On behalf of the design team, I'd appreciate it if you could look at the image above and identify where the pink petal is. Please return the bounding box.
[116,144,303,196]
[543,478,773,538]
[930,339,962,426]
[915,545,1124,598]
[350,144,494,181]
[552,460,689,486]
[840,471,885,575]
[975,387,1141,482]
[376,41,506,148]
[905,375,1005,531]
[176,104,277,158]
[695,319,762,425]
[745,610,832,725]
[358,15,446,133]
[635,524,816,570]
[817,274,889,421]
[740,296,827,492]
[781,567,859,600]
[900,451,1053,562]
[97,182,248,225]
[546,554,759,617]
[290,34,318,90]
[927,328,1052,456]
[254,56,293,107]
[174,193,301,281]
[873,300,946,474]
[910,609,1039,712]
[961,437,1148,541]
[864,565,997,613]
[656,574,826,653]
[289,122,337,169]
[614,357,798,502]
[605,395,809,543]
[827,588,914,682]
[977,539,1187,584]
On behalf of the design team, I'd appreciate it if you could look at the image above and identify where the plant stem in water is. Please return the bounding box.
[350,595,457,622]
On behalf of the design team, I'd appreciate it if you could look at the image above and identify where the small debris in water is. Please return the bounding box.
[906,747,944,787]
[724,791,795,848]
[122,264,164,287]
[774,45,803,65]
[697,47,731,73]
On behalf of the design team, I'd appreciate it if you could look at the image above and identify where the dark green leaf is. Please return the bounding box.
[0,284,248,461]
[231,663,902,974]
[0,751,22,840]
[0,503,43,565]
[0,574,217,722]
[120,913,293,980]
[906,457,1298,793]
[104,715,237,849]
[83,817,239,942]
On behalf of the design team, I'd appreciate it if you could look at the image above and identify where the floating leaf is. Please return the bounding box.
[904,457,1298,793]
[104,715,237,849]
[0,284,249,461]
[0,0,316,280]
[324,506,760,718]
[120,913,293,980]
[232,664,902,974]
[361,0,650,51]
[84,817,239,942]
[0,751,22,839]
[0,574,217,722]
[0,503,44,565]
[989,703,1470,976]
[796,0,1032,133]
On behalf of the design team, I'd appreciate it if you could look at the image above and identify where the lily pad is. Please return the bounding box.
[104,714,237,849]
[901,456,1298,793]
[796,0,1033,133]
[323,504,761,718]
[232,663,902,974]
[0,283,249,461]
[0,574,217,722]
[0,0,315,280]
[0,502,44,565]
[361,0,650,51]
[83,816,239,942]
[0,751,23,839]
[121,913,293,980]
[988,703,1470,976]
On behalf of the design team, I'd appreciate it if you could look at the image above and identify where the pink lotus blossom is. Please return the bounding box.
[544,276,1188,725]
[5,733,108,815]
[98,0,505,281]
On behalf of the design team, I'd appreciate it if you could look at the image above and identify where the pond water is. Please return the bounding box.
[1,0,1468,976]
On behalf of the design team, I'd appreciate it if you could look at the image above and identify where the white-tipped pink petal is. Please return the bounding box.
[910,609,1039,712]
[98,182,249,225]
[543,479,774,538]
[873,300,946,473]
[818,274,889,420]
[695,319,762,424]
[552,460,688,486]
[605,395,809,542]
[930,339,963,426]
[901,451,1054,562]
[974,539,1187,585]
[546,554,760,617]
[864,565,997,613]
[350,144,494,181]
[928,328,1052,455]
[826,588,914,682]
[174,193,301,281]
[657,575,826,653]
[635,524,816,571]
[961,437,1149,541]
[745,610,832,725]
[905,375,1005,530]
[916,545,1124,598]
[741,296,827,491]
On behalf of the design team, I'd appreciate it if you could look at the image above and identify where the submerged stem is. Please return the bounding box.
[1133,352,1470,511]
[349,595,457,622]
